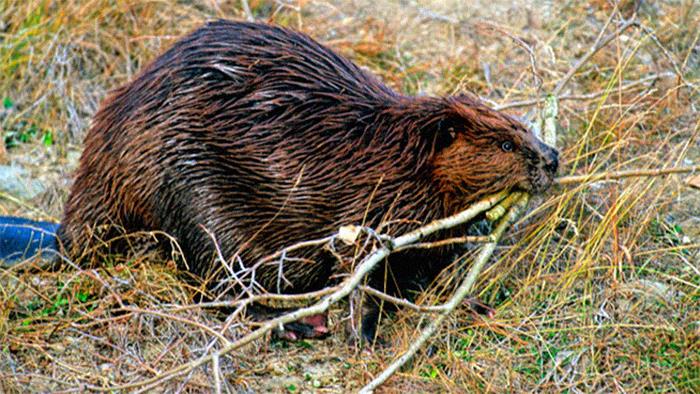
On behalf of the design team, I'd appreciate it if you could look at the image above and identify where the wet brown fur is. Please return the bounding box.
[58,20,558,339]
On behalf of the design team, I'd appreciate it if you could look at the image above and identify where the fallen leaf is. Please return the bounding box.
[338,225,361,245]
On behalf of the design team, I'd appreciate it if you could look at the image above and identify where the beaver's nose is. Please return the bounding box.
[544,148,559,173]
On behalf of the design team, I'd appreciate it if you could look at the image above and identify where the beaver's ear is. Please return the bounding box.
[435,127,459,154]
[411,96,479,151]
[443,95,482,122]
[422,114,458,152]
[425,100,478,150]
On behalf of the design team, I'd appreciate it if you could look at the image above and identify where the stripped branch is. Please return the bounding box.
[394,235,493,251]
[557,165,700,186]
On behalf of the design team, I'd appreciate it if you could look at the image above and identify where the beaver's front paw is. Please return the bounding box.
[273,313,330,341]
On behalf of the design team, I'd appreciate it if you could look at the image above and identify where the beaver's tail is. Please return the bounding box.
[0,216,59,265]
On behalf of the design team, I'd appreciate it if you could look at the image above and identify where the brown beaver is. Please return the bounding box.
[58,20,558,341]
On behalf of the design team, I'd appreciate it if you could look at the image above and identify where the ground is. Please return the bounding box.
[0,0,699,393]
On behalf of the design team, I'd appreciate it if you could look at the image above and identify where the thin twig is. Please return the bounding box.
[476,21,543,91]
[164,286,339,311]
[212,353,222,394]
[637,24,683,81]
[247,235,335,272]
[358,286,447,313]
[492,72,672,110]
[553,18,638,96]
[120,307,230,346]
[202,226,256,299]
[417,7,458,24]
[240,0,254,22]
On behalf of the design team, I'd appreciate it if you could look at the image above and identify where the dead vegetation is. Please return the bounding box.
[1,0,699,392]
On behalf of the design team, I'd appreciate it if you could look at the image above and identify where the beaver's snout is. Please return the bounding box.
[523,139,559,193]
[542,145,559,175]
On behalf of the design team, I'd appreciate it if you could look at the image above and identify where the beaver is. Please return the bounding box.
[57,20,559,342]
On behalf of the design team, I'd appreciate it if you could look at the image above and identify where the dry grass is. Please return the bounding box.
[1,0,699,392]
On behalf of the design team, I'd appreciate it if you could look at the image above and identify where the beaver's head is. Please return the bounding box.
[429,96,559,208]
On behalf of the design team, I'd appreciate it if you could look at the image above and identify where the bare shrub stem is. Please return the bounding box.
[553,18,639,96]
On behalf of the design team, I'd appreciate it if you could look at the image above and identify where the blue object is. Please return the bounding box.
[0,216,59,264]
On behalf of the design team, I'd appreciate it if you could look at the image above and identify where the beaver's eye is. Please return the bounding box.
[501,141,514,152]
[448,127,456,139]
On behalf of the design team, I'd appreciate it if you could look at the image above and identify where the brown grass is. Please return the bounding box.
[1,0,699,392]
